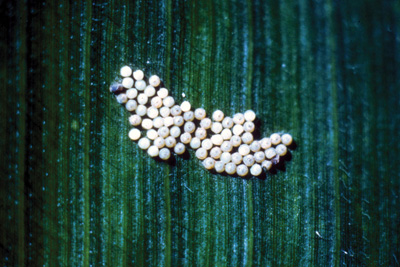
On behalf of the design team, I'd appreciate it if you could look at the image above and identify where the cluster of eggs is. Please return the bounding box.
[110,66,293,177]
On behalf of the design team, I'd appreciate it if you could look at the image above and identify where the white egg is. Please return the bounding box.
[244,110,256,122]
[120,66,132,77]
[202,157,215,170]
[174,143,186,155]
[157,88,169,99]
[194,108,206,120]
[180,101,191,112]
[138,137,151,150]
[135,80,147,91]
[128,128,141,141]
[159,148,171,160]
[122,77,134,88]
[133,70,144,80]
[196,147,208,160]
[146,129,158,140]
[147,145,159,157]
[126,88,138,99]
[250,164,262,176]
[281,134,293,146]
[149,75,161,87]
[212,110,224,122]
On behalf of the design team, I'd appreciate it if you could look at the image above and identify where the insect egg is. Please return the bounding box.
[275,144,287,156]
[128,128,141,141]
[149,75,161,87]
[243,121,255,133]
[261,160,272,170]
[163,96,175,107]
[125,100,137,112]
[212,110,224,122]
[165,136,176,148]
[135,105,147,116]
[141,118,153,130]
[200,118,212,129]
[173,116,184,127]
[154,137,166,148]
[196,147,208,160]
[220,152,232,163]
[122,77,134,88]
[270,133,281,145]
[281,134,293,146]
[220,141,233,152]
[137,93,148,105]
[170,126,181,138]
[180,101,191,112]
[241,132,254,144]
[153,117,164,128]
[211,134,223,146]
[230,135,242,147]
[164,116,174,127]
[170,105,182,116]
[147,107,159,119]
[184,121,196,134]
[160,106,171,118]
[146,129,159,140]
[157,126,170,138]
[195,128,207,140]
[120,66,133,77]
[159,148,171,160]
[151,96,163,108]
[180,132,192,144]
[133,70,144,80]
[254,151,265,163]
[225,162,237,175]
[236,164,249,177]
[126,88,138,99]
[221,128,232,140]
[135,80,147,91]
[231,152,243,164]
[138,137,151,150]
[265,147,277,159]
[183,111,195,122]
[210,147,222,159]
[260,138,272,149]
[144,85,156,97]
[157,88,169,98]
[147,145,159,157]
[129,114,142,126]
[190,137,201,149]
[174,142,186,155]
[214,161,225,173]
[238,144,250,156]
[201,139,213,150]
[194,108,206,120]
[244,110,256,122]
[243,155,255,167]
[203,157,215,170]
[250,164,262,176]
[211,122,223,134]
[222,117,234,128]
[232,124,244,136]
[250,140,261,152]
[233,113,245,125]
[116,94,128,104]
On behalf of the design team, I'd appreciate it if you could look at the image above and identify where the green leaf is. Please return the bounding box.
[1,0,400,266]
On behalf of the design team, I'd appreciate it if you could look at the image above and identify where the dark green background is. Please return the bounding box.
[1,0,399,266]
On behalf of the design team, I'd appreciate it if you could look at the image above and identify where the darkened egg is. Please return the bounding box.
[109,83,124,93]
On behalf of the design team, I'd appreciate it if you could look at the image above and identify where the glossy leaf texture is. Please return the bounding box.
[1,0,400,266]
